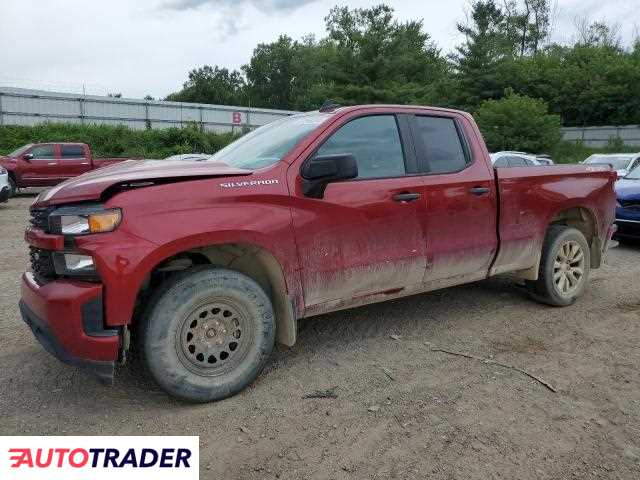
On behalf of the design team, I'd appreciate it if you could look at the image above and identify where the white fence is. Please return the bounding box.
[561,125,640,148]
[0,87,296,133]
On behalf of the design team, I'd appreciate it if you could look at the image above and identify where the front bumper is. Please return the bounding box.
[20,272,120,383]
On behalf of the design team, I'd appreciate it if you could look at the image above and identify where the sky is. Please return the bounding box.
[0,0,637,99]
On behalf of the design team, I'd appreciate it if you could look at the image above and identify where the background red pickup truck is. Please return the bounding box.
[0,142,129,197]
[20,105,617,402]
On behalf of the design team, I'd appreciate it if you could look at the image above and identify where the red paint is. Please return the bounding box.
[21,105,617,369]
[21,272,118,361]
[0,143,130,189]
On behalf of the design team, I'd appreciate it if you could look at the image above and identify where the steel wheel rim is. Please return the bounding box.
[553,240,585,296]
[176,299,252,377]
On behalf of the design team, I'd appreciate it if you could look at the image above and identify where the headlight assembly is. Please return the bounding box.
[49,205,121,235]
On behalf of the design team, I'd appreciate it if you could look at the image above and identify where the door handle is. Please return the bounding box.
[469,186,490,195]
[393,192,421,202]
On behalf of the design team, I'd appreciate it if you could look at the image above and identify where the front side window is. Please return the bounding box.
[413,116,467,174]
[30,145,55,160]
[60,145,85,159]
[316,115,406,179]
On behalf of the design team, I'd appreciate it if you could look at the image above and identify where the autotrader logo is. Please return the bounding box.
[0,436,199,480]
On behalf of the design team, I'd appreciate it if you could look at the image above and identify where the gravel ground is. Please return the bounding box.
[1,193,639,479]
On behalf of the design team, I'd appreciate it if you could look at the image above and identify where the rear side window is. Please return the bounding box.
[316,115,406,179]
[61,145,85,159]
[413,116,468,174]
[493,157,508,167]
[30,145,55,159]
[507,156,527,167]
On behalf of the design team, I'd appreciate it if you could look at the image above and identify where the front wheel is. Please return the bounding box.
[526,225,590,307]
[140,267,275,402]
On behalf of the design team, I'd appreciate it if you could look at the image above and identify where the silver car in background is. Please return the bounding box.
[490,151,544,167]
[582,153,640,178]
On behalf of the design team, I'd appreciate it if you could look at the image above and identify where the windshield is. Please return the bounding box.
[8,144,33,157]
[209,112,331,169]
[626,166,640,180]
[584,155,633,170]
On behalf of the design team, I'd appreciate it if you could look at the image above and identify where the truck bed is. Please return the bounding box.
[491,164,617,276]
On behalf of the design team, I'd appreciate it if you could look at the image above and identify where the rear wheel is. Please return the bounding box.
[140,266,275,402]
[526,225,590,307]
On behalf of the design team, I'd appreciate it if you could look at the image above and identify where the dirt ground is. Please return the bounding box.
[0,193,638,479]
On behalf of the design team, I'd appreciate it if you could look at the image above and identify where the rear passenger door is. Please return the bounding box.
[291,114,429,311]
[59,144,92,180]
[409,114,498,283]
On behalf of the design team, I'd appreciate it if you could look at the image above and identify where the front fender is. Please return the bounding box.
[87,177,300,327]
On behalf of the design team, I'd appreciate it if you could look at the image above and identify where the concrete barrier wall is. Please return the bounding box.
[0,87,296,134]
[561,125,640,148]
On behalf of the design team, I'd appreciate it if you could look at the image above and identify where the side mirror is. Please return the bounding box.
[23,153,34,161]
[301,153,358,198]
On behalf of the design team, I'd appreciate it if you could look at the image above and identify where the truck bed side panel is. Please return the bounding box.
[492,166,616,276]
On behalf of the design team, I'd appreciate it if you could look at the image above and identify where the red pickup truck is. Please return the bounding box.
[0,143,129,197]
[20,105,617,402]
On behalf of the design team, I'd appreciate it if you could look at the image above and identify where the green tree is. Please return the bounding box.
[502,44,640,125]
[451,1,512,109]
[502,0,551,56]
[166,66,246,105]
[242,35,328,110]
[474,91,561,152]
[321,4,449,105]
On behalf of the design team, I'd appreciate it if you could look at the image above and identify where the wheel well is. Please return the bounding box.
[135,243,296,346]
[515,206,600,281]
[550,207,601,268]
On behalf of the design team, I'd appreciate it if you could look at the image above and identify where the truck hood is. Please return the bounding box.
[35,159,253,206]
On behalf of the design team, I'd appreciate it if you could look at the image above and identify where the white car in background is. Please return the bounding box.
[490,151,544,167]
[0,167,9,203]
[582,153,640,178]
[535,154,555,165]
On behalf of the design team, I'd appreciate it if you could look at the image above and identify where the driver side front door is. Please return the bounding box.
[290,113,429,315]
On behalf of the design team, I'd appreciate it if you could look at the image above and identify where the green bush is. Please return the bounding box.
[474,92,562,153]
[0,123,239,159]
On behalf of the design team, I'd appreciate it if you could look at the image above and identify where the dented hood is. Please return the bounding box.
[35,159,252,206]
